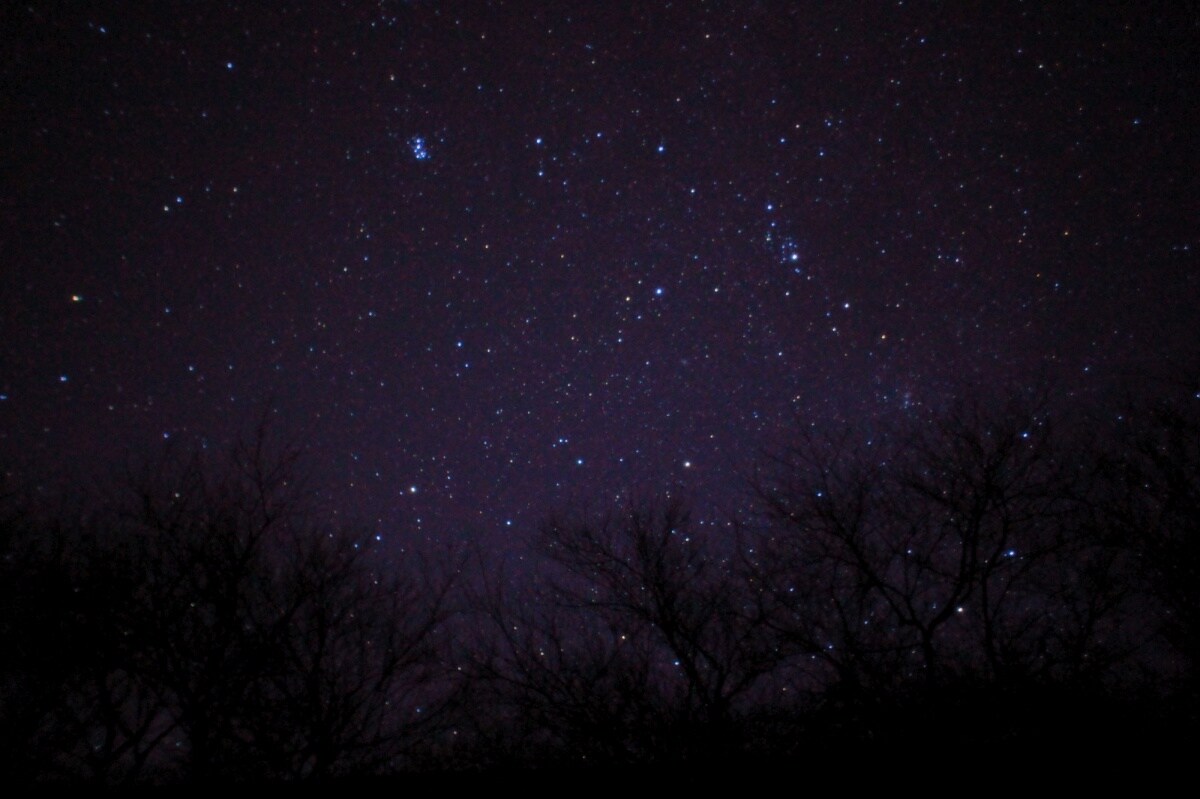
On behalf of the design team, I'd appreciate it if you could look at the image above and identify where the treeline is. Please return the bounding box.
[2,390,1198,783]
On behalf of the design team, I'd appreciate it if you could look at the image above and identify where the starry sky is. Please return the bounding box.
[2,2,1196,551]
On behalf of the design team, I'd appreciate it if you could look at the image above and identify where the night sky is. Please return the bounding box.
[2,2,1196,551]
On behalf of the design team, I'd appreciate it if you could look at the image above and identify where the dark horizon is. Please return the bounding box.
[2,381,1199,785]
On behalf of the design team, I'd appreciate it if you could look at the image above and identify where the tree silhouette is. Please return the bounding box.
[253,530,458,779]
[464,566,668,768]
[0,428,460,784]
[1101,390,1200,690]
[0,497,88,782]
[752,397,1145,736]
[0,482,178,783]
[3,386,1198,781]
[530,496,784,761]
[111,430,459,781]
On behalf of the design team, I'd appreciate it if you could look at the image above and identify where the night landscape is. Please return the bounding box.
[1,1,1197,786]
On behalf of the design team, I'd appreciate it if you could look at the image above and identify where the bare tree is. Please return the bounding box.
[462,556,670,768]
[252,532,459,779]
[753,398,1142,701]
[0,485,176,784]
[106,428,459,781]
[0,500,85,783]
[1100,389,1200,686]
[530,495,785,759]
